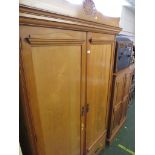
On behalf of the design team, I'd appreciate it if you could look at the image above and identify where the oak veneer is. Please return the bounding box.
[19,2,121,155]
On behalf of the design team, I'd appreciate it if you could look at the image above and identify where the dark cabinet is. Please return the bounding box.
[114,36,133,72]
[107,65,134,144]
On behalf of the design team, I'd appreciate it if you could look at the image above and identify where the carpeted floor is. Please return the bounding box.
[100,97,135,155]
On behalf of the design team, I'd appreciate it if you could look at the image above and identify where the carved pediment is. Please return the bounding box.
[83,0,97,16]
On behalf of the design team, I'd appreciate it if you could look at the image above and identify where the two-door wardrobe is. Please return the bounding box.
[19,1,121,155]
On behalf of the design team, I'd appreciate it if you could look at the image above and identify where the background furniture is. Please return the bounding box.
[19,1,121,155]
[114,36,133,72]
[107,65,134,144]
[107,35,134,144]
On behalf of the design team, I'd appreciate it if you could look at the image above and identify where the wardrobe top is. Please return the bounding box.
[19,0,122,34]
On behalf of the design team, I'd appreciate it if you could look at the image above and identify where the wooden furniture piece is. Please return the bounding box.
[114,36,133,72]
[107,64,134,144]
[19,1,121,155]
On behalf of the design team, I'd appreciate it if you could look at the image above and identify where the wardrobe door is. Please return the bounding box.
[86,33,115,154]
[20,26,86,155]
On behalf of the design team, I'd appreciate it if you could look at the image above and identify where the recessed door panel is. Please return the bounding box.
[121,96,129,121]
[112,104,122,131]
[32,46,81,155]
[113,75,125,106]
[124,73,132,97]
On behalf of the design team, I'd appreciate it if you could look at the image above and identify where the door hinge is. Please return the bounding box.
[34,134,37,142]
[81,106,85,116]
[86,103,89,113]
[81,104,89,116]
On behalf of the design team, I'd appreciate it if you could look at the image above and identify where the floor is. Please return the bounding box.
[100,97,135,155]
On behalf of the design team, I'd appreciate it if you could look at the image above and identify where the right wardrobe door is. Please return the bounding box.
[86,33,115,155]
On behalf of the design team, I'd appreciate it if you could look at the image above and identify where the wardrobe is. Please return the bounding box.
[19,1,121,155]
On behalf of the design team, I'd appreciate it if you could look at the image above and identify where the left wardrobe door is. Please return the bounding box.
[20,26,87,155]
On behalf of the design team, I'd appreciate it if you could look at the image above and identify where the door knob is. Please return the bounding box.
[81,123,84,131]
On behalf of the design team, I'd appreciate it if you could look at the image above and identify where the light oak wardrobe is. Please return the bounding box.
[19,1,121,155]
